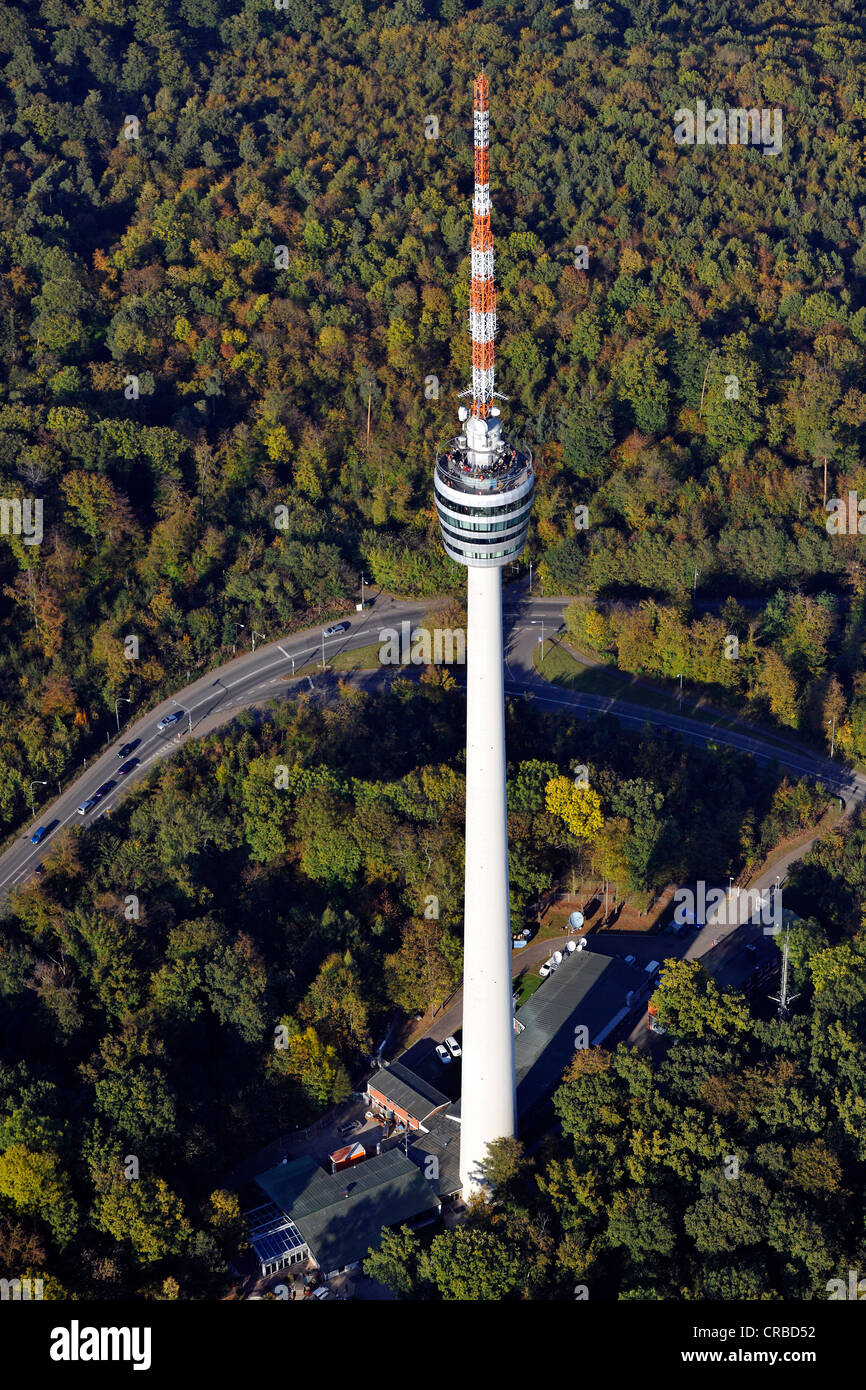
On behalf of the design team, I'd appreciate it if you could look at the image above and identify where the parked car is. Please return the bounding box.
[435,1043,451,1065]
[322,622,350,638]
[337,1119,361,1137]
[444,1035,462,1060]
[77,798,97,815]
[93,780,116,800]
[117,739,141,759]
[539,961,552,979]
[157,711,183,732]
[623,954,636,966]
[118,758,139,776]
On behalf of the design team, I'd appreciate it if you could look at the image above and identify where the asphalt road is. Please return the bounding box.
[2,583,863,899]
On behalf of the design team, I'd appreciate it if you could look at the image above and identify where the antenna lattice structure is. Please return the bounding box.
[469,73,497,420]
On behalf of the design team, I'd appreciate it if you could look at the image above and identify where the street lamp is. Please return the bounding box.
[827,715,836,759]
[531,618,546,661]
[676,672,683,710]
[171,697,192,736]
[529,560,533,593]
[29,780,47,817]
[232,623,245,654]
[251,630,266,653]
[693,567,700,596]
[360,575,368,610]
[114,697,132,733]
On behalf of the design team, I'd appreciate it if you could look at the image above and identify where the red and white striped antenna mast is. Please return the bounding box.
[464,71,506,420]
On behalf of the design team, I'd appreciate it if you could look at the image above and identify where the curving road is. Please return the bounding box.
[1,584,863,900]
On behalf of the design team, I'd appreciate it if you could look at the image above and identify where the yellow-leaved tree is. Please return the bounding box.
[545,775,604,842]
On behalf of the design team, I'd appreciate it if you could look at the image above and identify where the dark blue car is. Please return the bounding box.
[30,818,59,845]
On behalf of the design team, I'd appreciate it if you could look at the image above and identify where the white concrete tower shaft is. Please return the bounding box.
[459,564,516,1195]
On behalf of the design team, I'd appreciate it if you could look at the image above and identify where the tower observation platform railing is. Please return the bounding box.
[435,443,533,497]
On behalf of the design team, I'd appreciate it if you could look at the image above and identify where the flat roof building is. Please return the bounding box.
[255,1147,441,1278]
[404,1104,463,1200]
[513,949,651,1124]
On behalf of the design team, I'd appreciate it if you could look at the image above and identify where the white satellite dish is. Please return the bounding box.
[568,911,585,932]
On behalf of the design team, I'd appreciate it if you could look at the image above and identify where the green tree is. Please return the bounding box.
[363,1224,424,1298]
[0,1144,78,1249]
[272,1021,351,1111]
[650,959,751,1039]
[92,1169,192,1266]
[419,1225,525,1301]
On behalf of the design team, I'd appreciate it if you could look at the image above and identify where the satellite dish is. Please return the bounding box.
[568,911,585,932]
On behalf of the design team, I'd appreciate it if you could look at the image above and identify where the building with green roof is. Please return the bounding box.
[255,1147,441,1277]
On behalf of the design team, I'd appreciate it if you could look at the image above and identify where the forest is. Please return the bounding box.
[2,0,866,840]
[0,680,828,1296]
[1,0,866,1303]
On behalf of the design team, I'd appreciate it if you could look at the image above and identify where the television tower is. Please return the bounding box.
[433,73,535,1198]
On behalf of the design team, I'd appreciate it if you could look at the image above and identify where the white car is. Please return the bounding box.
[539,962,552,979]
[76,797,97,815]
[322,622,350,639]
[435,1044,451,1065]
[444,1035,462,1060]
[157,710,184,732]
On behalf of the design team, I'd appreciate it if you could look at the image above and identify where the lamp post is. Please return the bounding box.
[827,715,836,759]
[171,697,192,736]
[531,618,545,661]
[233,623,245,654]
[114,697,132,733]
[251,630,266,653]
[29,780,47,817]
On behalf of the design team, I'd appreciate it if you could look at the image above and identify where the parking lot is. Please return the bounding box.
[395,1029,463,1103]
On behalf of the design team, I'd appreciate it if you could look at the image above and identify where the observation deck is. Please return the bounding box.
[434,411,534,569]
